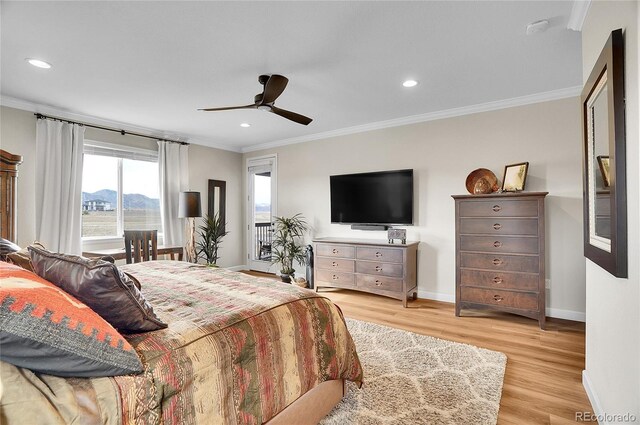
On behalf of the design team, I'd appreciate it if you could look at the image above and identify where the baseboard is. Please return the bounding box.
[582,370,604,422]
[545,307,585,322]
[415,290,585,322]
[417,290,455,303]
[226,265,247,272]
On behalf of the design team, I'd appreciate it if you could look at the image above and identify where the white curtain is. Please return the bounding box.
[158,141,189,246]
[35,119,85,254]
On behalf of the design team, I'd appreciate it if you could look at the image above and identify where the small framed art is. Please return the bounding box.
[501,162,529,192]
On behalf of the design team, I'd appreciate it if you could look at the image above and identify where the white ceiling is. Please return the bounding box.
[1,1,582,152]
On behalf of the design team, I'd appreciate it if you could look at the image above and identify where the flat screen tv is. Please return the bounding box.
[330,169,413,225]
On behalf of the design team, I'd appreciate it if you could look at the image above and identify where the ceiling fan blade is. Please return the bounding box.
[261,75,289,104]
[270,106,313,125]
[198,104,256,112]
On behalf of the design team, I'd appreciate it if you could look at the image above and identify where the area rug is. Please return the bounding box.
[320,319,507,425]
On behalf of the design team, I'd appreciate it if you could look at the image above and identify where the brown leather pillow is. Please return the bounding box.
[28,246,166,333]
[6,242,46,272]
[0,238,20,261]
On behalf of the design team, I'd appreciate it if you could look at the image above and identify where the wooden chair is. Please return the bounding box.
[124,230,158,264]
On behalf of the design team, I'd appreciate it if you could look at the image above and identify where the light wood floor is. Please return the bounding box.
[243,271,594,424]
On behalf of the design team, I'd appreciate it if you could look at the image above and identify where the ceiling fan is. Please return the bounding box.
[199,74,313,126]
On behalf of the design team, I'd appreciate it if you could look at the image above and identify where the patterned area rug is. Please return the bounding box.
[320,319,507,425]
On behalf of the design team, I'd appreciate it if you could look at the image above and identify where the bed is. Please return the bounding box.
[0,261,363,424]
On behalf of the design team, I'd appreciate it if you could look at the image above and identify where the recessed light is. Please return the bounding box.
[402,80,418,88]
[240,123,251,128]
[26,58,52,69]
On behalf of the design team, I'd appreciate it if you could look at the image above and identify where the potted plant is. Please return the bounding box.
[271,213,308,283]
[196,212,229,266]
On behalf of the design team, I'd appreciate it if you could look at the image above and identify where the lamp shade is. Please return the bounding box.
[178,191,202,218]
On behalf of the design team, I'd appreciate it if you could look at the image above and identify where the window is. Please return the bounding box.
[82,142,162,238]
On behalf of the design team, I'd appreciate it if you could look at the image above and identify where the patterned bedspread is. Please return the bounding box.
[0,261,363,424]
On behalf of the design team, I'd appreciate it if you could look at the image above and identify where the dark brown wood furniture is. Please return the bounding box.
[452,192,548,329]
[0,150,23,242]
[314,238,418,307]
[124,230,158,263]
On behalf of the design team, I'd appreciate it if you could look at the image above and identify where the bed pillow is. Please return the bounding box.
[0,261,143,377]
[6,242,46,272]
[28,246,166,333]
[0,238,20,261]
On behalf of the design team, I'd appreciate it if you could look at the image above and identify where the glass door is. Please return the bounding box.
[247,156,276,272]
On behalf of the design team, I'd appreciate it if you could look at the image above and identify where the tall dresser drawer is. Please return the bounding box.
[355,261,404,277]
[316,244,355,258]
[357,247,403,263]
[316,270,355,287]
[460,269,539,291]
[458,218,538,235]
[458,200,539,217]
[460,235,538,254]
[356,274,403,293]
[460,287,538,311]
[316,257,355,272]
[460,252,539,273]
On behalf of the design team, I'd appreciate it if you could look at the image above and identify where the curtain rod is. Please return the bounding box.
[34,113,189,146]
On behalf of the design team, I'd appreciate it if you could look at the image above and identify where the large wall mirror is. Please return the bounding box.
[208,179,226,233]
[582,28,627,278]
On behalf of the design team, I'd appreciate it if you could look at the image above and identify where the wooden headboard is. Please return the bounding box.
[0,149,23,242]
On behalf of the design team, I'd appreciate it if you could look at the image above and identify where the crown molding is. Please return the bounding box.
[567,0,591,32]
[241,85,582,153]
[0,95,242,153]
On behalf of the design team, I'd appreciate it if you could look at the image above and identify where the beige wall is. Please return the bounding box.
[0,106,244,267]
[582,1,640,421]
[245,96,585,318]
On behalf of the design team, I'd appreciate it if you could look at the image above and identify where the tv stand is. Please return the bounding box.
[313,238,418,307]
[350,224,388,231]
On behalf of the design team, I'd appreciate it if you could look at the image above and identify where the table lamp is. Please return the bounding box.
[178,191,202,263]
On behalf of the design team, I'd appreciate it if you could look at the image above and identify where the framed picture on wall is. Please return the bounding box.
[501,162,529,192]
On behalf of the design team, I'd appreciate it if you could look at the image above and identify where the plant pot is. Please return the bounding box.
[280,274,293,283]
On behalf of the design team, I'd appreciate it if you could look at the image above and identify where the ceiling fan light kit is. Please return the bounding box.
[199,74,313,125]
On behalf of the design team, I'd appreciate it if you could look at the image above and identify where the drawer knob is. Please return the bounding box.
[493,223,502,230]
[492,205,502,212]
[493,295,504,302]
[375,252,382,258]
[492,258,503,266]
[375,266,382,272]
[332,249,339,254]
[375,280,382,286]
[332,275,338,280]
[493,276,503,284]
[493,241,502,248]
[332,261,338,267]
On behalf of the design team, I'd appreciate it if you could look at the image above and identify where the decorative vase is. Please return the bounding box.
[280,274,293,283]
[473,177,492,194]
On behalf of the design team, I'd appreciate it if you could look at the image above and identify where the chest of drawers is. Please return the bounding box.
[314,238,418,307]
[452,192,548,329]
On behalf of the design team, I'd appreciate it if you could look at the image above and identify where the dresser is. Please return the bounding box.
[314,238,418,307]
[452,192,547,329]
[0,150,23,242]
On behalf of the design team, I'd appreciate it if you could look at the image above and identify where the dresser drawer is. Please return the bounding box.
[458,200,539,217]
[459,218,538,236]
[315,244,355,258]
[460,269,539,291]
[460,235,538,254]
[356,274,403,293]
[356,247,403,263]
[460,287,538,311]
[316,257,355,272]
[316,270,355,287]
[355,261,404,278]
[460,252,539,273]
